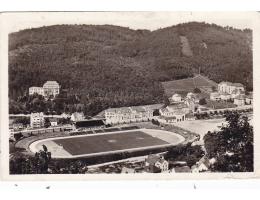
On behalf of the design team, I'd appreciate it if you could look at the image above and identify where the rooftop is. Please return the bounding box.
[106,104,163,114]
[49,118,58,122]
[43,81,60,88]
[219,81,244,87]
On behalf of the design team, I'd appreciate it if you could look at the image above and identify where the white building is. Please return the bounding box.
[210,92,221,101]
[158,103,190,123]
[191,156,216,173]
[105,104,162,125]
[218,82,244,94]
[145,155,169,173]
[71,112,85,122]
[171,93,182,102]
[234,95,245,106]
[245,93,253,105]
[49,118,58,126]
[29,81,60,98]
[29,87,44,96]
[30,112,44,128]
[61,113,71,119]
[43,81,60,97]
[220,93,231,101]
[186,92,195,99]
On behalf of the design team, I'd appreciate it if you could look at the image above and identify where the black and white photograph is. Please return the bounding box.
[0,12,258,178]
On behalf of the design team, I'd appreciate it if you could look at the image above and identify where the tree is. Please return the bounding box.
[14,132,23,141]
[193,88,201,93]
[153,109,160,116]
[211,86,217,92]
[199,98,207,105]
[33,145,52,174]
[151,119,160,126]
[14,117,30,126]
[203,112,253,172]
[165,143,204,167]
[44,118,51,128]
[10,146,52,174]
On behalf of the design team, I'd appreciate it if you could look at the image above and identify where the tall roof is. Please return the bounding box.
[219,81,244,87]
[172,93,181,97]
[43,81,60,88]
[106,104,163,114]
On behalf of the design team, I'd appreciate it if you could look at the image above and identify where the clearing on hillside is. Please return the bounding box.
[180,36,193,57]
[161,74,218,97]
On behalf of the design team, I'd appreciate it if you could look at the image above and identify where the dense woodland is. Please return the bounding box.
[9,22,253,116]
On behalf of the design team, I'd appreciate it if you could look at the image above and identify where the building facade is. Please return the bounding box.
[43,81,60,97]
[145,155,169,173]
[105,104,162,125]
[49,118,58,126]
[218,82,244,94]
[71,112,85,122]
[234,95,245,106]
[29,87,44,96]
[30,112,44,128]
[29,81,60,98]
[158,103,190,124]
[210,92,221,101]
[171,93,182,102]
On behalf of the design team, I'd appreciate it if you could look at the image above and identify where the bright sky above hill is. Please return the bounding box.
[3,12,256,33]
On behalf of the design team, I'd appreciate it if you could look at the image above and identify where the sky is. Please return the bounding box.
[2,12,256,33]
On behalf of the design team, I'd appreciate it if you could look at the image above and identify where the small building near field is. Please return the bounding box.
[186,92,195,99]
[234,95,245,106]
[61,113,71,119]
[210,92,221,101]
[220,93,231,101]
[71,112,85,122]
[49,118,58,126]
[191,156,216,173]
[184,97,197,113]
[145,155,169,173]
[30,112,44,128]
[171,93,182,102]
[158,103,190,124]
[245,93,253,105]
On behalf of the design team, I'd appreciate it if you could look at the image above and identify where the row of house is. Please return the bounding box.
[104,104,163,125]
[122,154,215,173]
[210,81,253,106]
[29,81,60,98]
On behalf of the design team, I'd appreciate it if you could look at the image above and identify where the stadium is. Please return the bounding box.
[29,128,185,159]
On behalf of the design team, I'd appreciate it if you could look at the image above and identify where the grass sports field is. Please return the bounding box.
[29,129,184,158]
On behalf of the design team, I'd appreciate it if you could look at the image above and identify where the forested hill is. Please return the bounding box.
[9,22,252,116]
